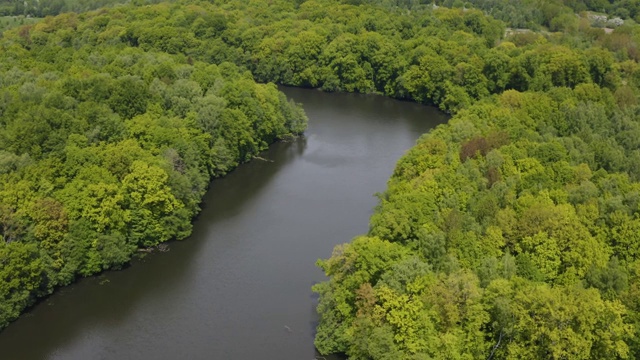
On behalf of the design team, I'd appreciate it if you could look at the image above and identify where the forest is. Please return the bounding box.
[0,0,640,359]
[0,1,309,329]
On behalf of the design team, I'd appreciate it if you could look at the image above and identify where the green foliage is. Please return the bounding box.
[318,82,640,358]
[0,0,165,18]
[0,2,309,329]
[1,0,640,358]
[291,1,640,357]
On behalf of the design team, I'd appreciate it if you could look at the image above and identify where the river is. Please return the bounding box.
[0,87,447,359]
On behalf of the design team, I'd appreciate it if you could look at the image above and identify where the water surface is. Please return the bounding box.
[0,88,447,359]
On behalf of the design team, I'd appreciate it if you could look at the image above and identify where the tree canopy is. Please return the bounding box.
[0,1,308,329]
[2,0,640,359]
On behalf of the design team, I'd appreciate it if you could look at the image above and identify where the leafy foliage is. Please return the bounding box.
[0,2,308,329]
[2,0,640,358]
[282,1,640,360]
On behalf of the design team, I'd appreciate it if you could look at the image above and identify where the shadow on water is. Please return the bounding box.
[0,137,305,360]
[197,135,307,221]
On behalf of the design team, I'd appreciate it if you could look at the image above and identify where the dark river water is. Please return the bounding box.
[0,87,447,360]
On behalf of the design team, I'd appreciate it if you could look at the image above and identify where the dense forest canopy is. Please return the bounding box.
[0,0,638,36]
[0,0,163,18]
[0,0,310,329]
[349,0,640,28]
[1,0,640,359]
